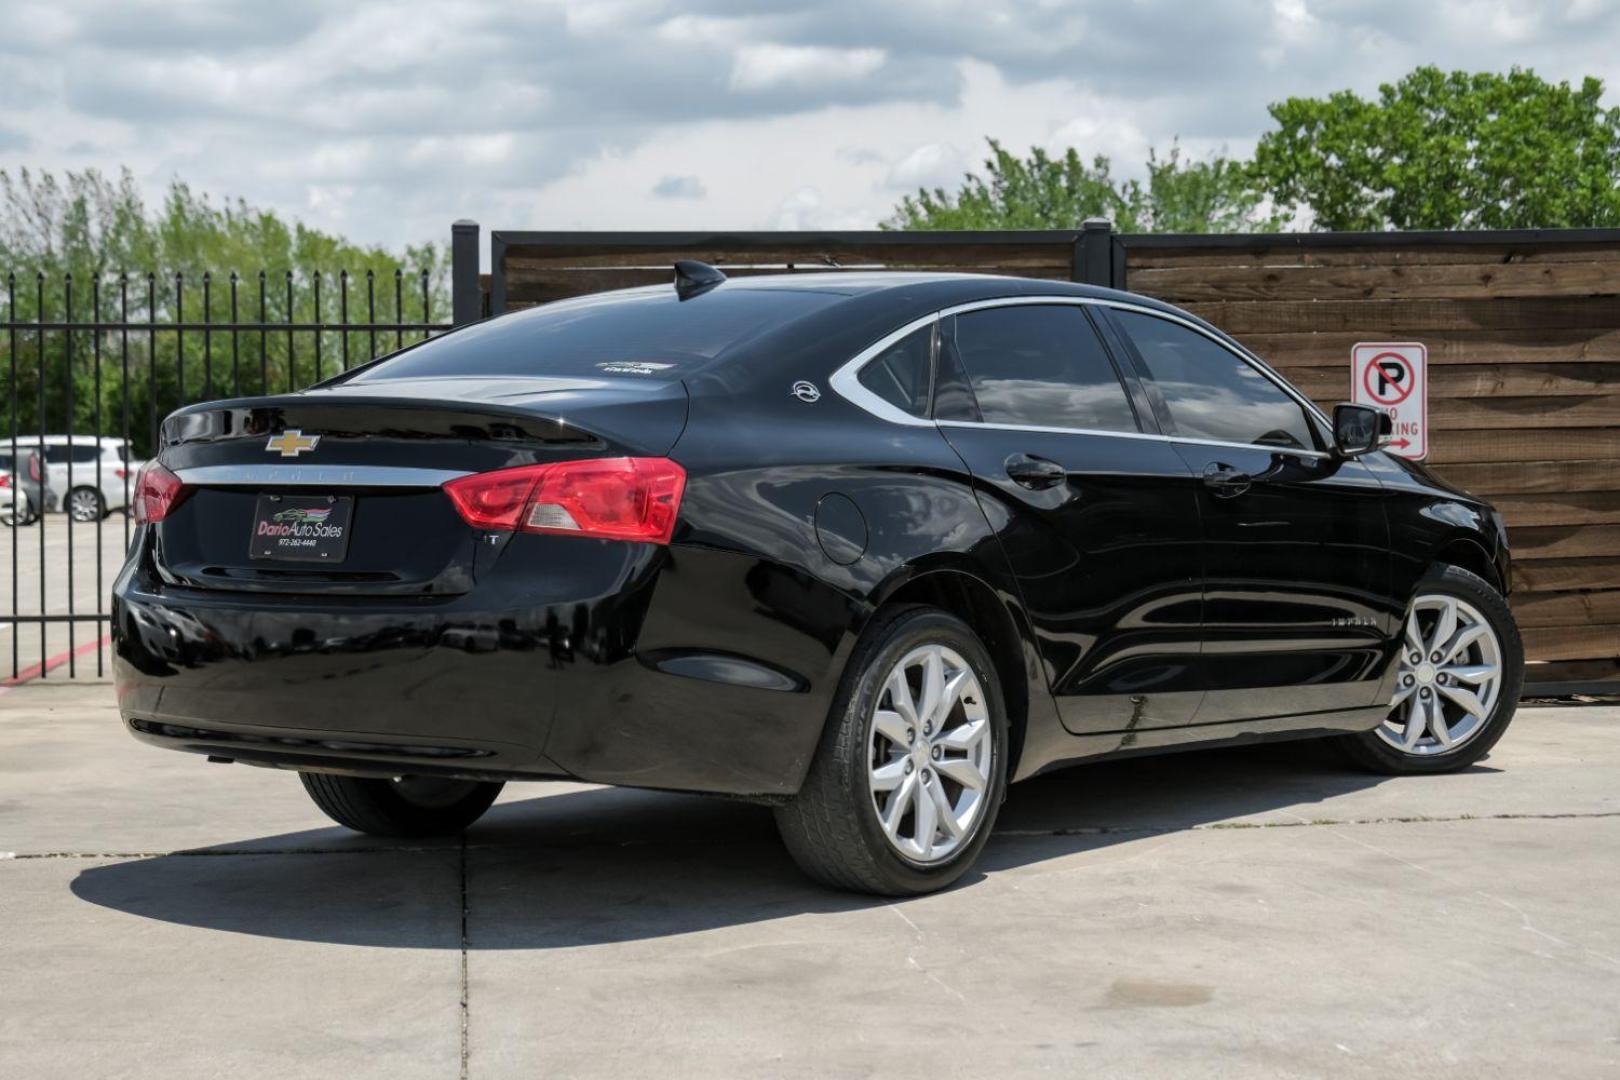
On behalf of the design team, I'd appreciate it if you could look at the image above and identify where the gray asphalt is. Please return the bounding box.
[1,682,1617,1078]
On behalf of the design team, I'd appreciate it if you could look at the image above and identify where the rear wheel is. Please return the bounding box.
[1338,565,1522,774]
[775,606,1008,895]
[67,487,105,522]
[299,772,503,837]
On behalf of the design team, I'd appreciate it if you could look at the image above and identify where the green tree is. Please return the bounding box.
[1135,143,1281,233]
[0,168,447,456]
[885,138,1278,233]
[1252,66,1620,231]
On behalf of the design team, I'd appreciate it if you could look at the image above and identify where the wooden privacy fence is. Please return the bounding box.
[455,223,1620,693]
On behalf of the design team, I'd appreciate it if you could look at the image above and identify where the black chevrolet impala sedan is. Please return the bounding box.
[113,267,1522,895]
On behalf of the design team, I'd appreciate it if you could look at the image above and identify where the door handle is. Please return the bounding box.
[1202,461,1252,498]
[1005,453,1067,491]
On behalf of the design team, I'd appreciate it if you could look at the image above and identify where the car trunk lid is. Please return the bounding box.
[150,375,688,596]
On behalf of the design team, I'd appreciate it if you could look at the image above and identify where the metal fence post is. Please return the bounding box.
[1073,218,1114,287]
[451,219,480,326]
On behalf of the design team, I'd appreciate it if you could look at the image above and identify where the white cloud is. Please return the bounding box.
[729,45,887,91]
[1,0,1618,263]
[885,143,971,190]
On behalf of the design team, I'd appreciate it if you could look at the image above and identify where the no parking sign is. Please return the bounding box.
[1351,342,1427,459]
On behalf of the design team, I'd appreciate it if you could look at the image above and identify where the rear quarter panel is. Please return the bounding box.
[616,380,1059,792]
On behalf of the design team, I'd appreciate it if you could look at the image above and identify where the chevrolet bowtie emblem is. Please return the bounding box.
[265,429,321,458]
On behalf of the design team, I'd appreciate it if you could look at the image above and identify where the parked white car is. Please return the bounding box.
[34,435,145,521]
[0,470,22,525]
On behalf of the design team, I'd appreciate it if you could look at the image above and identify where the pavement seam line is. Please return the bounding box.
[992,809,1620,838]
[459,833,470,1080]
[6,809,1620,860]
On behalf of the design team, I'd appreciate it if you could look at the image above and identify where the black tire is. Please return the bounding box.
[775,605,1009,896]
[1336,564,1523,774]
[4,494,36,527]
[299,772,504,837]
[67,486,105,522]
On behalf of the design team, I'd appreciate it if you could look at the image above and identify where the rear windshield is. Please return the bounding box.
[351,287,843,382]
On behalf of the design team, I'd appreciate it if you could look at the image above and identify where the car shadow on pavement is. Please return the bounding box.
[68,738,1490,949]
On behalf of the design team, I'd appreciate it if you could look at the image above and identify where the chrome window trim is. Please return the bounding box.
[828,294,1332,443]
[934,420,1328,460]
[826,312,940,428]
[934,418,1163,444]
[174,464,470,488]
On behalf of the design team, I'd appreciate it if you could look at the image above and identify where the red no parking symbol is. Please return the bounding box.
[1361,351,1416,406]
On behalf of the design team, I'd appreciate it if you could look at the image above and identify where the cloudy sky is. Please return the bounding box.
[2,0,1619,260]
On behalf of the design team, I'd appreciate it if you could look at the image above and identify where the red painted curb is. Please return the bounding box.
[0,634,113,692]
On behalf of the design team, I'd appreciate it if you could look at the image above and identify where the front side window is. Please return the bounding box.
[1114,311,1318,451]
[949,306,1138,433]
[856,326,932,417]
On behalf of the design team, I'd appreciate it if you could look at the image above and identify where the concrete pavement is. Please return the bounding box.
[0,513,131,681]
[1,681,1617,1078]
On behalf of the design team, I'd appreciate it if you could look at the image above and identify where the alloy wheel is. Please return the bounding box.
[68,489,102,522]
[1377,593,1504,756]
[867,643,992,864]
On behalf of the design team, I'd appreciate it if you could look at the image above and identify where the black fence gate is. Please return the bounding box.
[1,262,461,681]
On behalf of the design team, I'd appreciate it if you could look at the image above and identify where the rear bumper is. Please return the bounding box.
[112,533,846,796]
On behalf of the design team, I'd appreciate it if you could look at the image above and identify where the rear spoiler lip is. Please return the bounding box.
[156,381,691,462]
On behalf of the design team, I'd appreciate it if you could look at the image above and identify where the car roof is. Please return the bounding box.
[612,270,1182,308]
[337,271,1215,396]
[664,272,1207,386]
[689,271,1199,341]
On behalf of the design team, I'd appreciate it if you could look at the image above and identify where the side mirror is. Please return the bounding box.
[1332,403,1391,458]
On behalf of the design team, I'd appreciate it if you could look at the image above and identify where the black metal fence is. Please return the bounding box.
[1,264,455,681]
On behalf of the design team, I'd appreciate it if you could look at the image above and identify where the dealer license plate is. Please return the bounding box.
[249,494,354,562]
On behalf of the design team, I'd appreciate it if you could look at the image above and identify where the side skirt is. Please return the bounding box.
[1014,704,1386,781]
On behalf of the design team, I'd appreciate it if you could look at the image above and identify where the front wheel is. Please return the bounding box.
[300,772,503,837]
[775,606,1008,895]
[1338,565,1523,774]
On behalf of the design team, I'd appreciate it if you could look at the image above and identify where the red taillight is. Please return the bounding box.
[443,457,686,545]
[28,455,40,481]
[0,473,9,489]
[115,467,129,481]
[133,461,188,524]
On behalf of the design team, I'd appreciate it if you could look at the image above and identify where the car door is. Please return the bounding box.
[933,301,1206,735]
[1103,307,1393,724]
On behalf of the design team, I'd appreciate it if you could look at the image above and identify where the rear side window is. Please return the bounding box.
[352,287,843,382]
[1114,311,1318,451]
[856,326,932,417]
[950,306,1138,433]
